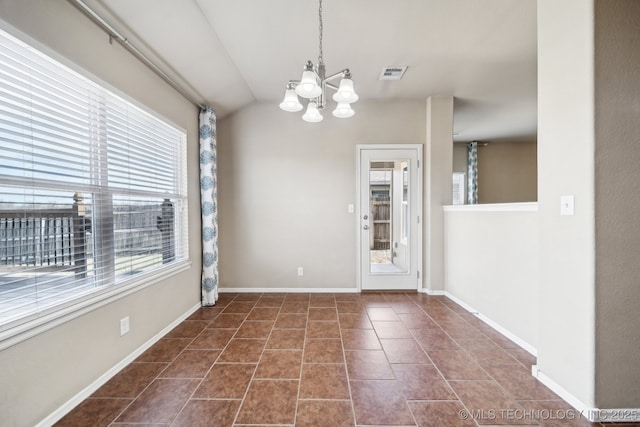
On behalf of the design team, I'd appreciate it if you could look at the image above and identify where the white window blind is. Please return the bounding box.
[0,29,188,330]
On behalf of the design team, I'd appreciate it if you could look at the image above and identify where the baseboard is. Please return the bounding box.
[419,288,446,296]
[531,365,589,414]
[37,302,201,427]
[532,366,640,422]
[219,287,359,294]
[420,288,535,355]
[441,293,639,422]
[443,291,537,356]
[441,294,640,423]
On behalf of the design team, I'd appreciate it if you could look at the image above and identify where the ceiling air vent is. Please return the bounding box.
[379,66,408,81]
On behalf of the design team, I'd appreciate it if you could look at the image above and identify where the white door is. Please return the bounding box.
[357,145,422,290]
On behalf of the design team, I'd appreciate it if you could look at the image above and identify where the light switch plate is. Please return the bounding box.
[560,195,575,216]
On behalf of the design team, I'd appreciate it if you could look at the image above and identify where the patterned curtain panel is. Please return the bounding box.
[199,107,219,306]
[467,141,478,204]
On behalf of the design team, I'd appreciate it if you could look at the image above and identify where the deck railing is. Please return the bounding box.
[0,197,176,278]
[0,206,90,276]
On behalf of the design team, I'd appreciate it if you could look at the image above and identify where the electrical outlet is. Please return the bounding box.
[120,316,130,336]
[297,267,304,276]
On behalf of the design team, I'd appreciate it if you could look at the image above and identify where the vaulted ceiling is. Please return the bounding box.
[85,0,537,142]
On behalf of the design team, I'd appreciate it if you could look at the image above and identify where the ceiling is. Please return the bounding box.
[85,0,538,142]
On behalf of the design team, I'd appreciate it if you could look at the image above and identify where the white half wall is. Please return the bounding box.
[444,203,538,350]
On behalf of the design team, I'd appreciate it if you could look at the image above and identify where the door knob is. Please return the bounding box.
[363,225,369,230]
[363,215,368,220]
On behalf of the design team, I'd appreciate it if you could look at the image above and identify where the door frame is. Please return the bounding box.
[356,144,423,291]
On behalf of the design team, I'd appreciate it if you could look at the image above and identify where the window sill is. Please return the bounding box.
[0,260,192,351]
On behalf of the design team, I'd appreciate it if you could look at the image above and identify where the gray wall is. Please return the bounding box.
[0,2,201,425]
[424,97,454,292]
[477,141,537,203]
[594,0,640,408]
[452,145,469,183]
[217,100,426,290]
[453,140,538,204]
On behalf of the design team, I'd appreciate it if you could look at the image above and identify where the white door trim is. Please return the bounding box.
[356,144,423,291]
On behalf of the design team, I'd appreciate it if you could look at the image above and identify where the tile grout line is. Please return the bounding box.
[407,295,481,427]
[418,295,567,426]
[114,314,219,426]
[168,293,243,426]
[336,294,360,427]
[78,292,587,427]
[291,296,309,427]
[383,293,420,427]
[229,293,274,426]
[422,300,539,417]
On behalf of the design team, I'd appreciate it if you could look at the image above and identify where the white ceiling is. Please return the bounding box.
[87,0,537,142]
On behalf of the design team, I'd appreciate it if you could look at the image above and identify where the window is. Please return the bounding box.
[0,29,188,331]
[452,172,465,205]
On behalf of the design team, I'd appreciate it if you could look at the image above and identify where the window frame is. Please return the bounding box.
[0,23,191,349]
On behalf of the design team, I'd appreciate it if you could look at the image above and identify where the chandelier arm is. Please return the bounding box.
[325,82,340,91]
[324,69,350,82]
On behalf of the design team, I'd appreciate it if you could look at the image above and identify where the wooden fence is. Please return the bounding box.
[370,195,391,250]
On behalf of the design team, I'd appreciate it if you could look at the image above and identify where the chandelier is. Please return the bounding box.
[279,0,358,122]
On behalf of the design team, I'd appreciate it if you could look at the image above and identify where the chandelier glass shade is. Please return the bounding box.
[279,88,303,112]
[302,101,323,123]
[280,0,358,122]
[332,102,354,119]
[295,64,323,99]
[333,77,358,103]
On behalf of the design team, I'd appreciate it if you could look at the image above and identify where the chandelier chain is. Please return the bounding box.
[318,0,324,65]
[280,0,357,121]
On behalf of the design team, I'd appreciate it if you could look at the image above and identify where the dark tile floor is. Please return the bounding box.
[56,292,609,426]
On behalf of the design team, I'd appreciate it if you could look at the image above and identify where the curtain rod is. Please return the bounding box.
[68,0,206,110]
